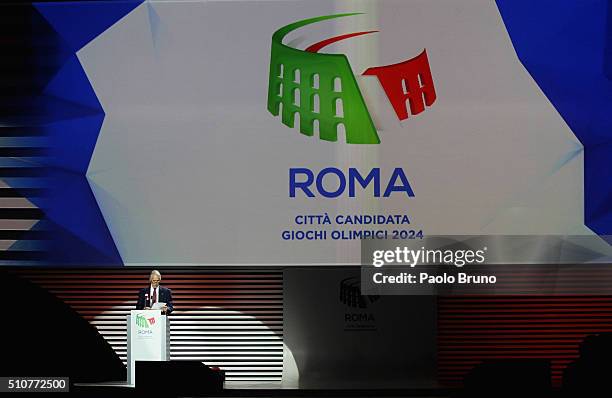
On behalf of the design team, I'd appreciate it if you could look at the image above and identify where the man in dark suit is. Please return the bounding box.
[136,270,174,314]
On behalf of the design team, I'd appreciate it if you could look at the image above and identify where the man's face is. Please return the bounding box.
[150,275,161,288]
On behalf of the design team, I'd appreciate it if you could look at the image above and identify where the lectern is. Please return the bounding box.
[127,310,170,385]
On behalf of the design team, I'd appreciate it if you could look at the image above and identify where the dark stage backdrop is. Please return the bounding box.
[10,268,612,388]
[9,268,283,383]
[437,296,612,387]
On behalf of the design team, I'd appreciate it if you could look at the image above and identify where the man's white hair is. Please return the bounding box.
[149,270,162,280]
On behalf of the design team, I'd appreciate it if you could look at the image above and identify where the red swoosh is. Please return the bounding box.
[305,30,378,53]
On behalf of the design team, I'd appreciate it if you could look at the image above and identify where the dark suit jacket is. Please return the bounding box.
[136,286,174,314]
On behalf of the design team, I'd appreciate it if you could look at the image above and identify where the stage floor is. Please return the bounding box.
[73,380,455,397]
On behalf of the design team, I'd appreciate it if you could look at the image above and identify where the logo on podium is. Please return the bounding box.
[135,313,154,336]
[135,314,149,328]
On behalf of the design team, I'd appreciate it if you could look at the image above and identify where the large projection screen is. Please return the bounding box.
[5,0,611,266]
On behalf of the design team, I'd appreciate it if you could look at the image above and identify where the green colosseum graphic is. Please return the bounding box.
[267,13,380,144]
[136,314,149,328]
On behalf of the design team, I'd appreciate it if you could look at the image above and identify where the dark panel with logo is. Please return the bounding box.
[283,267,437,388]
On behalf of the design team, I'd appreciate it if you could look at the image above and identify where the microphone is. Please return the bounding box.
[145,293,149,308]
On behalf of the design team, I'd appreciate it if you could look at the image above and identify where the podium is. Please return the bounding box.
[127,310,170,385]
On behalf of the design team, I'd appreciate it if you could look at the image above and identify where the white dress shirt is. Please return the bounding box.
[149,285,159,304]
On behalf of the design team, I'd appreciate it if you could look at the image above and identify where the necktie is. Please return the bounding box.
[153,287,157,304]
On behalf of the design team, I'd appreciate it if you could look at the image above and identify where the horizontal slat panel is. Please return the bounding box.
[12,269,284,382]
[438,296,612,388]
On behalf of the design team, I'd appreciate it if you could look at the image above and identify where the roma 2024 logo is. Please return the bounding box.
[267,13,437,144]
[135,314,156,329]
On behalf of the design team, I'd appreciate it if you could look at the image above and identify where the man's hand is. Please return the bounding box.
[144,307,151,310]
[162,305,168,314]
